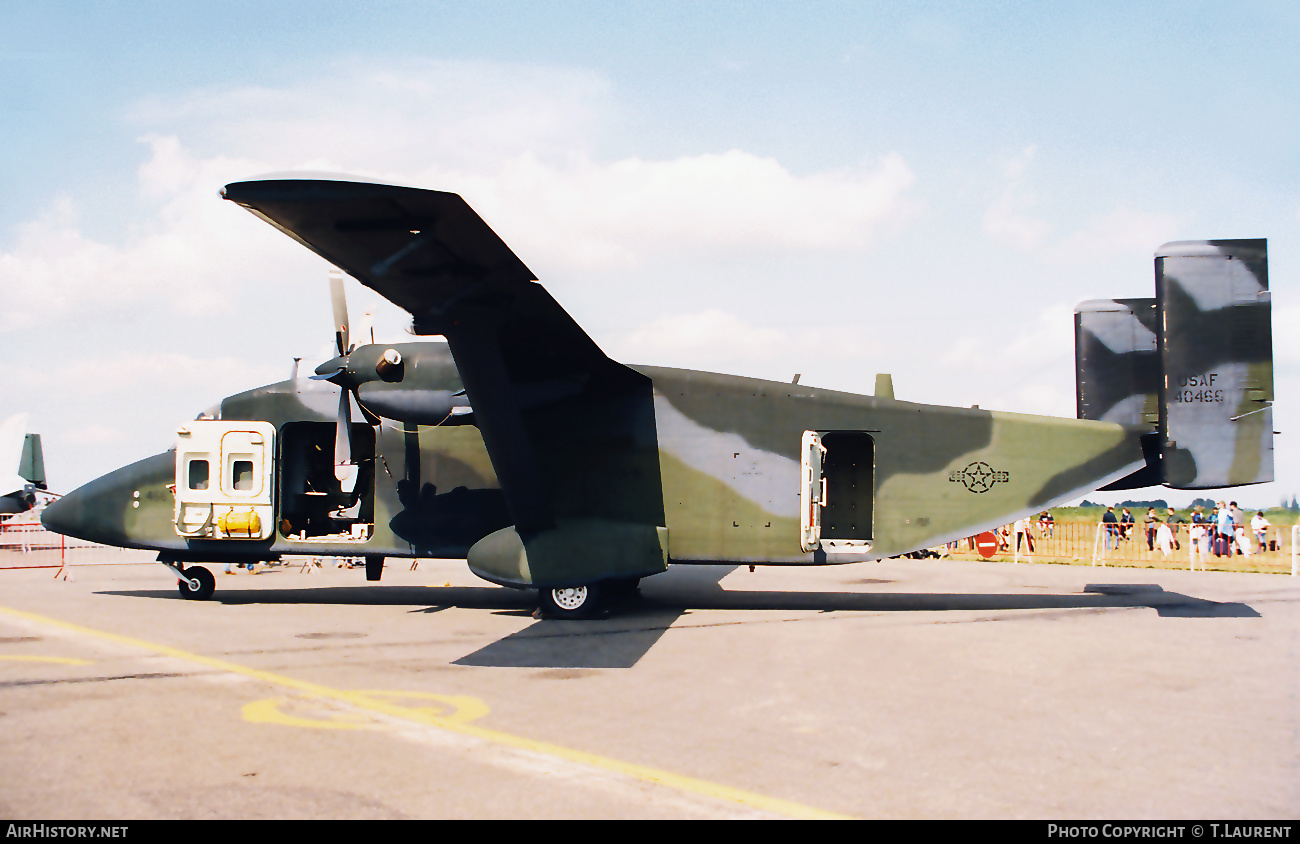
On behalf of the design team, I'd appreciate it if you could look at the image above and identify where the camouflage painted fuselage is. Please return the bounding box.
[642,366,1142,562]
[44,345,1144,572]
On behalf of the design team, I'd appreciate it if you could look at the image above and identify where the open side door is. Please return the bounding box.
[800,431,826,552]
[278,420,375,543]
[174,421,275,540]
[801,430,875,555]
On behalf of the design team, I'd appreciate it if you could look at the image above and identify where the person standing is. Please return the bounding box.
[1014,517,1035,553]
[1229,502,1249,555]
[1252,511,1272,554]
[1189,521,1206,570]
[1155,518,1174,558]
[1102,507,1119,551]
[1215,502,1234,558]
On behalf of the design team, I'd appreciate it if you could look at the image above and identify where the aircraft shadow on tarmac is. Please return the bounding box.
[99,566,1258,670]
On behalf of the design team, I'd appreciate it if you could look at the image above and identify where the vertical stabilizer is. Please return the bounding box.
[1075,298,1160,426]
[1075,239,1273,490]
[1158,239,1273,488]
[20,434,46,489]
[0,414,31,497]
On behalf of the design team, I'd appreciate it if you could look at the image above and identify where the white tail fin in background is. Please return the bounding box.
[0,414,31,496]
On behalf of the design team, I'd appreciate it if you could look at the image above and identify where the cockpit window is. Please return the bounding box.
[188,459,209,490]
[232,460,254,491]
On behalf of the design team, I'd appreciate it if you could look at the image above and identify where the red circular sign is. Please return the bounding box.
[974,531,998,558]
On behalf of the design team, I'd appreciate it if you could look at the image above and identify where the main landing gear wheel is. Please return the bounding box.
[605,577,641,601]
[177,566,215,601]
[539,583,604,619]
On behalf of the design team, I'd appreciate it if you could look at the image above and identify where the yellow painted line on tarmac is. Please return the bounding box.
[0,603,853,820]
[0,655,93,665]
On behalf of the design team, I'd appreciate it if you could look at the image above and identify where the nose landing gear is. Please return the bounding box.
[176,565,216,601]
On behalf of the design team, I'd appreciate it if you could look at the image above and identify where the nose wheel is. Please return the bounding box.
[177,565,216,601]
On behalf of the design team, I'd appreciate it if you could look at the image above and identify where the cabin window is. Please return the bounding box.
[232,460,254,491]
[187,459,209,491]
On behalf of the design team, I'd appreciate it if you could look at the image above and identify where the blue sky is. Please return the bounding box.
[2,1,1297,507]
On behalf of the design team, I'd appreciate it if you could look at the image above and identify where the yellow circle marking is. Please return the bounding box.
[0,603,852,820]
[243,690,489,731]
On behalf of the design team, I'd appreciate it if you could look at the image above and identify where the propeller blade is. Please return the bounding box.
[330,271,350,355]
[334,387,352,466]
[334,387,358,494]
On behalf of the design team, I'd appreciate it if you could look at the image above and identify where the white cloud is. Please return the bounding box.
[982,145,1177,265]
[467,150,917,270]
[606,308,881,382]
[126,58,611,175]
[7,350,280,403]
[1273,304,1300,367]
[611,309,790,368]
[983,145,1053,250]
[2,58,919,334]
[937,303,1077,415]
[1048,206,1179,263]
[0,135,304,331]
[1,58,922,490]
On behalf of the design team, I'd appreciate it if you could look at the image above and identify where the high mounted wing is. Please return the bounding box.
[223,180,666,583]
[222,179,534,311]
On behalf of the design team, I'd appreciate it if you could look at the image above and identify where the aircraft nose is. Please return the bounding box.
[40,487,94,541]
[40,451,174,546]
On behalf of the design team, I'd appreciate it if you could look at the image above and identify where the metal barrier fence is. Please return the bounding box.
[0,521,155,569]
[6,515,1297,575]
[968,520,1295,573]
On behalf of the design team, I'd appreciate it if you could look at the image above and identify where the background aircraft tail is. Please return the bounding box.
[1075,239,1273,490]
[0,414,32,497]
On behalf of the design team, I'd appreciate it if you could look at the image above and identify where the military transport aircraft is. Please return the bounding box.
[1,414,49,516]
[41,178,1274,617]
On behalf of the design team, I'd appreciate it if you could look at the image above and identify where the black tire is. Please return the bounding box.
[178,566,215,601]
[605,577,641,601]
[538,583,603,619]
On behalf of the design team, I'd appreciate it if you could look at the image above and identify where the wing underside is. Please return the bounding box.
[223,180,664,556]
